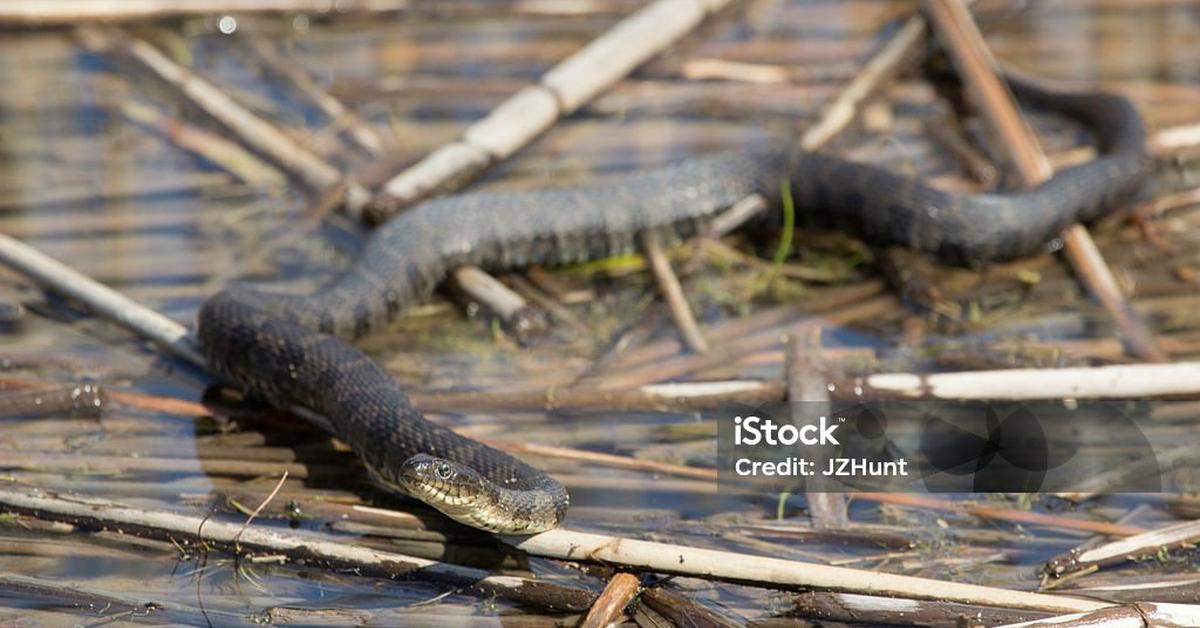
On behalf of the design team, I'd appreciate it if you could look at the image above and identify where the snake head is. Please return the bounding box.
[397,453,563,534]
[398,454,492,522]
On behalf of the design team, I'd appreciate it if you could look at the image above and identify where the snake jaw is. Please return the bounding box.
[398,453,562,534]
[398,454,495,528]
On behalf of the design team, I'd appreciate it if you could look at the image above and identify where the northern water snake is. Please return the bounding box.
[197,74,1146,533]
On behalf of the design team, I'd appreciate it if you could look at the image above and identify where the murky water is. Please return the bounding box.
[1,0,1199,625]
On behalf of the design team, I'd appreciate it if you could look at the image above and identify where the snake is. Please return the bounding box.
[196,73,1146,534]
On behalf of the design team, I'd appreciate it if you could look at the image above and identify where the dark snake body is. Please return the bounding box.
[197,75,1146,533]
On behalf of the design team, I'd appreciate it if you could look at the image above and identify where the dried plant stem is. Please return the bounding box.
[995,603,1200,628]
[640,230,708,354]
[367,0,736,220]
[581,572,640,628]
[0,486,597,612]
[844,360,1200,400]
[512,528,1110,613]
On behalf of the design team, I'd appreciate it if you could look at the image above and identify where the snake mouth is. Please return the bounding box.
[397,454,561,534]
[397,454,498,529]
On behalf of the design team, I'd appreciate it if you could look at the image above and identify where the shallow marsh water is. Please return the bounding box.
[1,0,1200,625]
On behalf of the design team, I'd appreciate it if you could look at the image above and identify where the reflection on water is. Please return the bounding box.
[0,0,1199,622]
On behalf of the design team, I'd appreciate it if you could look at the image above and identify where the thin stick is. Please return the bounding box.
[923,0,1167,362]
[410,379,786,413]
[786,330,848,530]
[482,439,717,481]
[798,12,931,152]
[231,470,288,550]
[640,230,708,354]
[120,100,286,187]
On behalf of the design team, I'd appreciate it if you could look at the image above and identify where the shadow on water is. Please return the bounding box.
[0,0,1199,622]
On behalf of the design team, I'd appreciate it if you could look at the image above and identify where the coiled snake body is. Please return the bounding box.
[197,75,1146,534]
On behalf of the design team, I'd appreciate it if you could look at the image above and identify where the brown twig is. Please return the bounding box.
[581,572,641,628]
[640,230,708,354]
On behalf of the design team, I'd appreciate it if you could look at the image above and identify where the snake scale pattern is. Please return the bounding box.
[197,74,1146,533]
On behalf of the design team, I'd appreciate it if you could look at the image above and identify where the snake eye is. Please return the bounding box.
[435,462,453,480]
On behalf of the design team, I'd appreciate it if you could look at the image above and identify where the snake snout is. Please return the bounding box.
[398,454,491,513]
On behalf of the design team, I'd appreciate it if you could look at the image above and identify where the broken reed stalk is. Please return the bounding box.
[923,0,1168,362]
[0,486,597,613]
[995,603,1200,628]
[365,0,739,221]
[1043,518,1200,578]
[840,360,1200,400]
[510,528,1109,614]
[580,572,641,628]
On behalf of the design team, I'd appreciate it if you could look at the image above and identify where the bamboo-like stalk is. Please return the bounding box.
[510,529,1111,614]
[119,100,286,187]
[847,361,1200,400]
[366,0,737,222]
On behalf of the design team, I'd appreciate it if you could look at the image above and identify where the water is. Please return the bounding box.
[0,0,1199,624]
